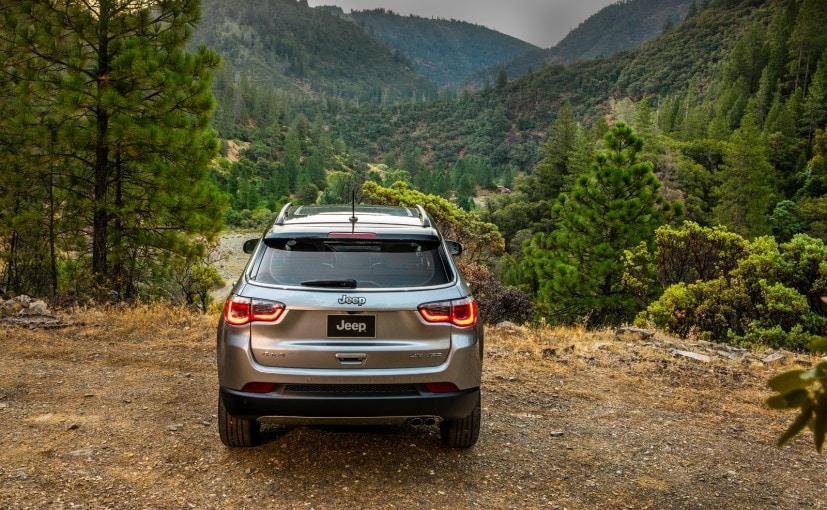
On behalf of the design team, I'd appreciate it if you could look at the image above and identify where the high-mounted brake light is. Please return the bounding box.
[418,297,478,328]
[328,232,378,238]
[223,296,285,326]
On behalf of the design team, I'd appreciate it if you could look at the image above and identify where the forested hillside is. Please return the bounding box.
[325,0,740,169]
[197,0,827,349]
[192,0,437,102]
[345,9,538,89]
[467,0,693,87]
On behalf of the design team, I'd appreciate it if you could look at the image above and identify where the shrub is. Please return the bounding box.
[640,227,827,349]
[457,259,534,325]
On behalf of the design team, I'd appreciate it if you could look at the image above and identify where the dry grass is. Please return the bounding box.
[2,306,827,509]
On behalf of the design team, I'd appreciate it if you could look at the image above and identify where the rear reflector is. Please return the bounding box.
[424,382,459,393]
[241,382,276,393]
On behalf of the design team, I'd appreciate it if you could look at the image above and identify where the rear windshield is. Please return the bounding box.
[249,237,453,288]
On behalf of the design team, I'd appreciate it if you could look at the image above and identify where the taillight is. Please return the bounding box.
[223,296,285,326]
[418,297,478,328]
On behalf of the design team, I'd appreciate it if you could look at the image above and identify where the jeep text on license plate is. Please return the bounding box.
[327,315,376,338]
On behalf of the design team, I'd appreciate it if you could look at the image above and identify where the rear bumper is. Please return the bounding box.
[220,386,480,423]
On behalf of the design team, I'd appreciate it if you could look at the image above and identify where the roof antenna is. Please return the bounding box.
[349,190,358,234]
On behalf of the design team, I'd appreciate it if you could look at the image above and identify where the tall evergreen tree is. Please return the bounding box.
[532,102,581,201]
[788,0,827,94]
[523,122,675,326]
[0,0,224,297]
[714,113,778,238]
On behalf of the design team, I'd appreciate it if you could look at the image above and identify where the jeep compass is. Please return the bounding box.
[216,203,482,448]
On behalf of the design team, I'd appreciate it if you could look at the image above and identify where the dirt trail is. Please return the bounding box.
[1,307,826,509]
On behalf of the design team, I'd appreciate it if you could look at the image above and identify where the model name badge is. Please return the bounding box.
[338,295,366,306]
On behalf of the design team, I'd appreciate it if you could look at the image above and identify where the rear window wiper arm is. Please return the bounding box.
[300,279,357,288]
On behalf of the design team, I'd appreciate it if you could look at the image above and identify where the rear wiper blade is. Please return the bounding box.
[300,279,357,288]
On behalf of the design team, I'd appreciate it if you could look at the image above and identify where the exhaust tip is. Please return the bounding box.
[406,417,438,428]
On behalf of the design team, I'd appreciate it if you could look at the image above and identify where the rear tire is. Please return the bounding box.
[218,392,261,447]
[440,394,481,448]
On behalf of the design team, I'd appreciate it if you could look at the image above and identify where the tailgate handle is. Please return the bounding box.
[335,353,367,365]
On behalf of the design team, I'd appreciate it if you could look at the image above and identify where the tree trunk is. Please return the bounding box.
[92,10,111,284]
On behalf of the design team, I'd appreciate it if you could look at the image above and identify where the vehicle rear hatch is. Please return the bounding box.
[244,234,464,370]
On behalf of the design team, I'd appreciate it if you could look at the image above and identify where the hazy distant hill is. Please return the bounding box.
[468,0,693,87]
[342,9,540,88]
[327,0,747,168]
[193,0,437,102]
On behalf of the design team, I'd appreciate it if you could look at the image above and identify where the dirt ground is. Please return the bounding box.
[1,305,827,509]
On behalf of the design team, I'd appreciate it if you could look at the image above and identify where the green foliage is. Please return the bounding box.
[362,181,504,262]
[170,238,225,311]
[766,339,827,452]
[769,200,808,242]
[713,113,778,238]
[638,227,827,349]
[320,171,364,205]
[0,0,225,299]
[531,102,585,201]
[651,221,747,287]
[524,123,675,326]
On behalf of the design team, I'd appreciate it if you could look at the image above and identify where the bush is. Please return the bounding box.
[457,259,534,325]
[639,227,827,349]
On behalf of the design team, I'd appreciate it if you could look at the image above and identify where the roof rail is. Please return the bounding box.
[275,202,292,226]
[415,204,431,228]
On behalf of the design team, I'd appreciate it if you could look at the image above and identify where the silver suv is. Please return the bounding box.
[217,204,482,448]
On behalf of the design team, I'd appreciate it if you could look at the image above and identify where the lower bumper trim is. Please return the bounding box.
[220,386,480,422]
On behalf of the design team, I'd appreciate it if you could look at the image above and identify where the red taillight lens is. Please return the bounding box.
[451,299,478,328]
[223,296,285,326]
[418,297,478,328]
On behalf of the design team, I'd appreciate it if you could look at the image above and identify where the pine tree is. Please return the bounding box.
[523,122,675,326]
[532,102,580,201]
[788,0,827,94]
[713,113,778,238]
[802,49,827,152]
[0,0,224,297]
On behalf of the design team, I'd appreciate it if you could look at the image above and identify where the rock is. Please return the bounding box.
[762,353,785,364]
[19,300,49,316]
[12,294,31,305]
[615,327,655,340]
[671,349,712,363]
[68,447,94,457]
[495,321,527,334]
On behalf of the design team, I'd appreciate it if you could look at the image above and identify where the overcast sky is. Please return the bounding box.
[306,0,620,48]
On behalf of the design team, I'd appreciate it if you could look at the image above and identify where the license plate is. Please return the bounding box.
[327,315,376,338]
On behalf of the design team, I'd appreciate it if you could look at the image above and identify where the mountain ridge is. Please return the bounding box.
[467,0,694,88]
[343,8,539,88]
